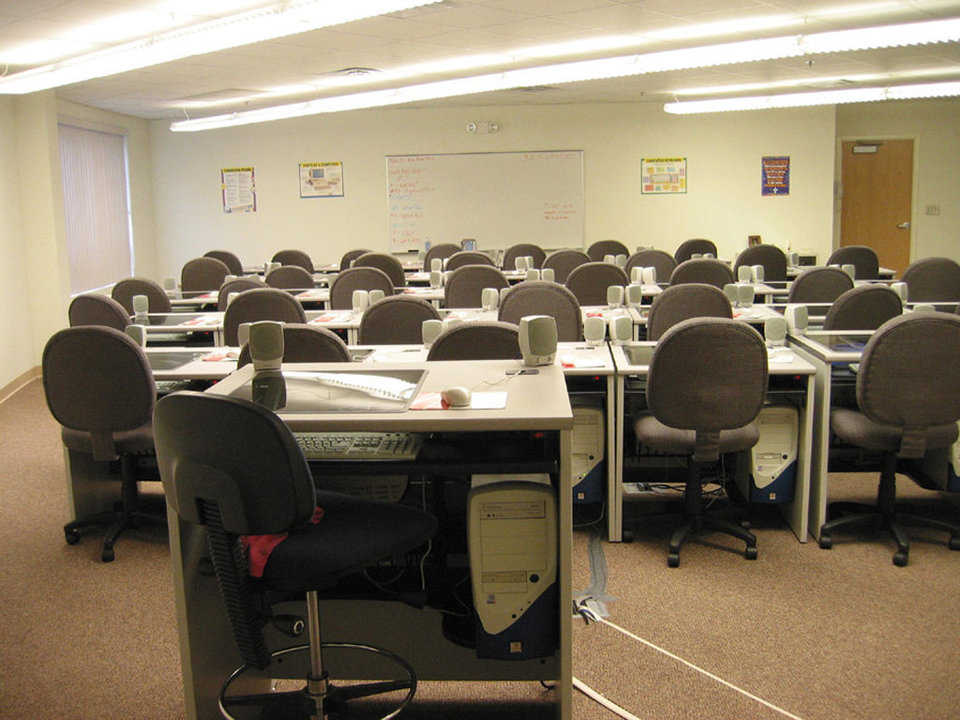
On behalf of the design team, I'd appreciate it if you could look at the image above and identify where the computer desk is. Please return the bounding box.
[166,360,574,720]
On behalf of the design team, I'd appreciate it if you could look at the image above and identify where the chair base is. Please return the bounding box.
[64,509,164,562]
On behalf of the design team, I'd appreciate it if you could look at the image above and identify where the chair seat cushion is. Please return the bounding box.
[831,408,958,452]
[261,491,437,593]
[634,415,759,455]
[61,423,154,456]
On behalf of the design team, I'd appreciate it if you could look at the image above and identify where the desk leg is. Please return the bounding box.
[793,346,831,542]
[780,374,814,541]
[558,427,573,720]
[608,377,624,542]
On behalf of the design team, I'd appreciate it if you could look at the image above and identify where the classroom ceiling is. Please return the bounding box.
[1,0,959,123]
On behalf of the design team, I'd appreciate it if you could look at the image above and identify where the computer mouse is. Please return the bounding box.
[440,386,472,408]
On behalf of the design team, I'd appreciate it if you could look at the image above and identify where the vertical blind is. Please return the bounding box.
[58,123,132,294]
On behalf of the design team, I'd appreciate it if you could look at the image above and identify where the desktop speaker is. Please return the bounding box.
[518,315,558,367]
[125,324,147,347]
[764,317,787,346]
[841,263,856,280]
[609,314,632,345]
[603,254,616,265]
[737,265,752,283]
[249,321,284,372]
[481,287,499,310]
[606,285,623,308]
[641,267,657,285]
[526,269,541,281]
[787,251,799,267]
[751,265,765,283]
[890,282,908,301]
[421,319,442,347]
[162,277,178,297]
[625,283,644,307]
[784,305,808,334]
[540,268,555,283]
[132,294,149,316]
[723,283,739,305]
[630,267,643,284]
[737,284,755,307]
[368,289,385,304]
[583,316,606,345]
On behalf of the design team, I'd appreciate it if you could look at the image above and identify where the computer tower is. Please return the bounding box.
[570,406,605,504]
[467,477,557,660]
[737,405,799,503]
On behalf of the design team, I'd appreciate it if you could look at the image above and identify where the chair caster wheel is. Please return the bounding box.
[893,550,908,567]
[622,529,634,543]
[818,535,832,550]
[949,536,960,551]
[101,547,115,562]
[667,552,680,568]
[65,528,81,545]
[745,546,758,560]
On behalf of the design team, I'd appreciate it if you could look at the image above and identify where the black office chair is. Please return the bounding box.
[272,249,314,273]
[501,243,546,270]
[674,238,717,264]
[498,280,582,342]
[542,249,590,284]
[68,294,131,331]
[827,245,880,280]
[423,243,460,270]
[819,313,960,565]
[634,318,767,566]
[565,262,628,306]
[646,283,732,341]
[427,321,521,360]
[787,267,854,303]
[328,267,394,310]
[625,250,676,284]
[586,240,629,262]
[265,265,315,290]
[204,250,244,276]
[901,257,960,302]
[339,248,372,271]
[822,285,902,331]
[359,295,440,345]
[669,258,734,289]
[182,257,230,292]
[217,277,264,310]
[43,326,159,562]
[236,324,351,367]
[733,245,788,282]
[223,288,307,346]
[352,252,407,288]
[112,277,172,314]
[444,265,509,308]
[154,391,437,720]
[445,251,495,272]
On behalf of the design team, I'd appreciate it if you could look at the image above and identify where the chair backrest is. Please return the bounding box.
[542,249,590,284]
[328,267,394,310]
[669,258,734,289]
[111,277,172,314]
[787,267,854,303]
[222,288,307,345]
[856,313,960,457]
[265,265,314,290]
[444,265,509,308]
[445,251,495,272]
[646,318,767,461]
[203,250,243,275]
[626,250,676,282]
[218,277,265,310]
[586,240,629,262]
[42,326,155,461]
[423,243,461,269]
[827,245,879,280]
[271,249,314,273]
[352,252,406,288]
[646,283,733,341]
[733,245,788,282]
[426,321,521,360]
[501,243,546,270]
[674,238,718,264]
[181,257,230,292]
[498,280,582,342]
[823,285,902,331]
[565,262,629,306]
[901,257,960,301]
[68,294,130,331]
[340,248,372,271]
[236,324,350,367]
[358,295,440,344]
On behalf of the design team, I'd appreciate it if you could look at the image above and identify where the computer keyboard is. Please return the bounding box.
[293,431,424,461]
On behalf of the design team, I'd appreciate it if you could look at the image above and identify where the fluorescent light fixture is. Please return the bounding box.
[0,0,441,94]
[663,81,960,113]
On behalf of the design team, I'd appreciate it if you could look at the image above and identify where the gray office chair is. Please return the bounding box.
[328,267,394,310]
[827,245,879,280]
[203,249,243,276]
[586,240,629,262]
[236,324,350,367]
[181,256,230,292]
[501,243,546,270]
[674,238,718,264]
[111,277,172,314]
[542,249,590,284]
[820,313,960,565]
[625,250,676,283]
[901,257,960,301]
[352,252,406,288]
[445,251,495,272]
[669,258,735,289]
[222,288,307,345]
[822,285,902,331]
[444,265,509,308]
[359,295,440,345]
[787,267,854,303]
[154,391,437,720]
[423,243,460,269]
[68,294,130,331]
[733,245,788,282]
[498,280,582,342]
[218,277,264,310]
[265,265,315,290]
[565,262,628,306]
[339,248,372,271]
[646,283,733,341]
[43,326,158,562]
[634,318,767,566]
[272,249,314,273]
[427,321,521,360]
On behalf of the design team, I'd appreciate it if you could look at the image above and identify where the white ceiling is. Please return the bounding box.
[1,0,959,121]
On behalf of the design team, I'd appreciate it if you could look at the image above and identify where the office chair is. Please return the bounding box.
[328,267,394,310]
[786,267,854,303]
[733,245,788,282]
[542,249,590,284]
[819,313,960,565]
[901,257,960,302]
[586,239,629,262]
[445,251,495,272]
[427,321,522,360]
[423,243,460,270]
[68,294,130,331]
[182,256,230,292]
[674,238,717,264]
[222,288,307,345]
[217,277,264,310]
[444,265,509,308]
[822,285,902,331]
[203,250,244,276]
[827,245,880,280]
[498,280,582,342]
[339,248,372,271]
[154,391,437,720]
[272,249,314,274]
[112,277,172,314]
[646,283,733,341]
[352,252,407,288]
[565,262,628,306]
[265,265,315,290]
[501,243,546,270]
[669,258,735,289]
[634,318,767,566]
[236,324,350,367]
[625,250,676,283]
[359,295,440,345]
[43,327,158,562]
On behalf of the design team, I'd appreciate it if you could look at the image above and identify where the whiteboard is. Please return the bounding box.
[386,150,584,253]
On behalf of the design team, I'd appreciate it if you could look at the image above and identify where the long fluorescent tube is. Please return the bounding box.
[0,0,441,95]
[663,81,960,113]
[171,17,960,131]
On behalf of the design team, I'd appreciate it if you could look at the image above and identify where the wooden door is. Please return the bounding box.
[840,139,913,275]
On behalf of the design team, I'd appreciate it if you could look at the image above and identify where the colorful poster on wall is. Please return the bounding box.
[299,161,344,198]
[761,156,790,196]
[221,167,256,213]
[641,157,687,194]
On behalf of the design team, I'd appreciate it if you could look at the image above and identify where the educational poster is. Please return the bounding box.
[220,167,256,213]
[641,158,687,194]
[300,161,344,198]
[762,156,790,196]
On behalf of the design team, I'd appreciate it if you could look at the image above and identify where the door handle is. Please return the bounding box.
[897,222,910,229]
